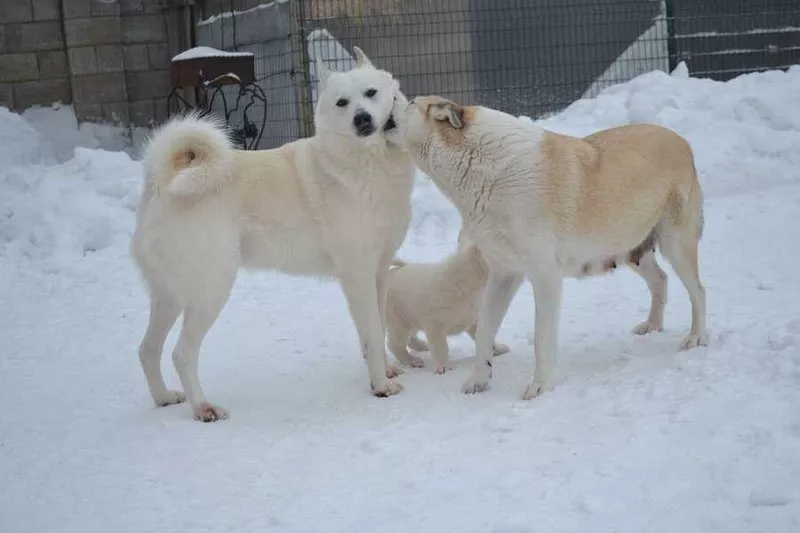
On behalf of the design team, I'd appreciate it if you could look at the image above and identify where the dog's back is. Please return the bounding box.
[533,123,702,275]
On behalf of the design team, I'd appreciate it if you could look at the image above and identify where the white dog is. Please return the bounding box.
[397,95,708,400]
[386,231,509,374]
[130,47,415,421]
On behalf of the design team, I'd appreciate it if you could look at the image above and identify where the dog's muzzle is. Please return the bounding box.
[383,114,397,132]
[353,111,375,137]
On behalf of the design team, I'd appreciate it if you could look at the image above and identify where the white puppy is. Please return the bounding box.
[397,95,708,399]
[131,47,415,421]
[386,231,509,374]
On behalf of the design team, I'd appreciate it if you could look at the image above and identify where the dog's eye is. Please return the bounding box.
[364,88,377,98]
[336,98,349,108]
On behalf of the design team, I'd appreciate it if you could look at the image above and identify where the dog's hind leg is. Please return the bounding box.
[658,185,708,350]
[630,252,668,335]
[658,228,708,350]
[462,270,524,395]
[172,272,236,422]
[139,287,184,407]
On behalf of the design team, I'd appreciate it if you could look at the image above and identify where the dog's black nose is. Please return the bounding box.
[353,111,374,136]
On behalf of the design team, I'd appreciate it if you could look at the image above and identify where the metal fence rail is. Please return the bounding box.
[192,0,800,149]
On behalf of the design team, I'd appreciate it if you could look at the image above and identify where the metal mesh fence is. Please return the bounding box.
[192,0,800,149]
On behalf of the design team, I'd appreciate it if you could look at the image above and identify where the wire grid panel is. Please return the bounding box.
[302,0,666,119]
[194,0,800,148]
[195,0,301,148]
[673,0,800,80]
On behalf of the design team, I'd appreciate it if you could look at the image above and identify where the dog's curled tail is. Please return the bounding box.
[142,113,234,199]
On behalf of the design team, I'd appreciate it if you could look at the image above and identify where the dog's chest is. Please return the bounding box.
[328,165,414,245]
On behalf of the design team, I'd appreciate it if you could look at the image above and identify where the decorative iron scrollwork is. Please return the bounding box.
[167,73,267,150]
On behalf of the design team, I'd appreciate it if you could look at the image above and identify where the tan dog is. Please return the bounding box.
[396,95,708,400]
[386,232,509,374]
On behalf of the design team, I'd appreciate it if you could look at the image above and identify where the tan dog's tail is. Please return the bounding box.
[689,170,705,240]
[142,113,234,199]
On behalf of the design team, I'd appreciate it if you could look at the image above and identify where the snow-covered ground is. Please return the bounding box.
[2,65,800,532]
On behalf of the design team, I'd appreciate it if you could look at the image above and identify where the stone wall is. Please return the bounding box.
[0,0,178,126]
[120,0,173,126]
[0,0,71,111]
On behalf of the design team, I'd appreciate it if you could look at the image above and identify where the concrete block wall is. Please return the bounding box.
[0,0,175,127]
[120,0,172,126]
[63,0,128,123]
[0,0,71,111]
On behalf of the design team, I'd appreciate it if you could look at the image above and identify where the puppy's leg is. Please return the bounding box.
[376,259,403,378]
[467,324,510,356]
[426,326,452,374]
[386,310,424,368]
[522,260,563,400]
[462,270,524,394]
[172,273,236,422]
[139,287,184,407]
[630,252,668,335]
[389,337,425,369]
[408,333,429,352]
[340,272,402,397]
[658,231,708,350]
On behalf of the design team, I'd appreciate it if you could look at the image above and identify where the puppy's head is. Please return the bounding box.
[400,95,472,153]
[314,46,401,142]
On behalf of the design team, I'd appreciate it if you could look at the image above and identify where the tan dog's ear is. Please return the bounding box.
[430,102,463,129]
[353,46,374,68]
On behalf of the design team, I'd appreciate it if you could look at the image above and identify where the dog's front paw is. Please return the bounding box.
[521,380,554,400]
[492,343,511,356]
[461,368,491,394]
[371,379,403,397]
[193,403,229,422]
[386,364,404,379]
[632,321,663,335]
[679,331,708,351]
[154,390,186,407]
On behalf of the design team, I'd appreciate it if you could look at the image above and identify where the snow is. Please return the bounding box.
[677,26,800,38]
[2,65,800,532]
[197,1,288,27]
[172,46,254,62]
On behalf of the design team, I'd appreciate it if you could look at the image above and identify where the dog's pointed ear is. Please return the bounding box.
[316,59,332,86]
[353,46,374,68]
[430,101,464,129]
